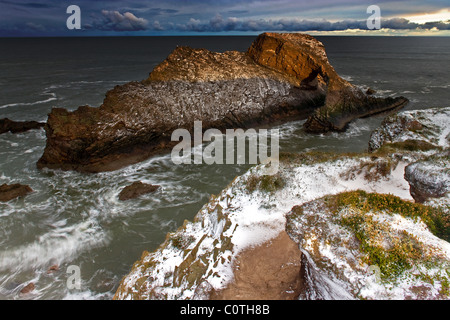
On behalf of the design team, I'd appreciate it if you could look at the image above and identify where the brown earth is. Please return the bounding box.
[209,231,303,300]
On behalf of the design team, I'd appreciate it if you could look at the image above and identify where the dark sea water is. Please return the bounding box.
[0,36,449,299]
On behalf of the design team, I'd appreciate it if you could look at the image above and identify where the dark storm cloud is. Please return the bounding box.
[0,0,449,36]
[121,6,179,15]
[0,0,55,9]
[152,14,450,32]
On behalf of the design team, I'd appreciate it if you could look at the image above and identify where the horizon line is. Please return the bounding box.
[1,33,450,39]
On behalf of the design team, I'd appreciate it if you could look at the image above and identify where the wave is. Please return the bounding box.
[63,289,113,300]
[46,80,130,90]
[341,75,355,82]
[427,84,450,89]
[0,92,57,109]
[0,219,109,273]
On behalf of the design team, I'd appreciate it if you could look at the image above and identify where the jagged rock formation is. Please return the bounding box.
[0,118,44,135]
[37,33,407,173]
[368,107,450,204]
[248,33,408,133]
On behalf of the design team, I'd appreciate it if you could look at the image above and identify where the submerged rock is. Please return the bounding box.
[118,181,160,201]
[0,183,33,202]
[37,32,405,173]
[0,118,44,134]
[47,265,59,274]
[19,282,35,295]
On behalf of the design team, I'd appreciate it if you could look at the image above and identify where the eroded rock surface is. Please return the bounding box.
[286,191,450,300]
[37,33,406,173]
[404,151,450,203]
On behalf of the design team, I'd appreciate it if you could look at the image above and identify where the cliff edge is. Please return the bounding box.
[114,107,449,300]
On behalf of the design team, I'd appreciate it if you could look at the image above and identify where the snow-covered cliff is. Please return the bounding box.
[114,107,450,300]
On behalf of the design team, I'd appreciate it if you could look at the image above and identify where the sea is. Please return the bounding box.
[0,36,449,299]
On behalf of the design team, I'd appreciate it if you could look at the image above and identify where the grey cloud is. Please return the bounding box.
[0,0,55,9]
[25,21,45,31]
[88,10,148,31]
[226,10,249,15]
[122,7,179,15]
[147,8,179,15]
[166,15,450,32]
[422,20,450,30]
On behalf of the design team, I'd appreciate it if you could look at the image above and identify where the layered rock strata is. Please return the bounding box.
[37,33,407,173]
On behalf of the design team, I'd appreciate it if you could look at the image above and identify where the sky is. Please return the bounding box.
[0,0,449,36]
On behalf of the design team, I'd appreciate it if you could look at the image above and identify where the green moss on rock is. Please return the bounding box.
[324,190,449,241]
[245,172,286,193]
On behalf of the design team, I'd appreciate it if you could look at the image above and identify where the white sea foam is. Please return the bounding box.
[0,92,57,109]
[0,219,109,273]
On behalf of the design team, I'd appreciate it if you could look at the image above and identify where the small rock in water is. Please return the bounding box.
[118,181,160,201]
[0,183,33,202]
[0,118,44,134]
[20,282,35,295]
[47,265,59,274]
